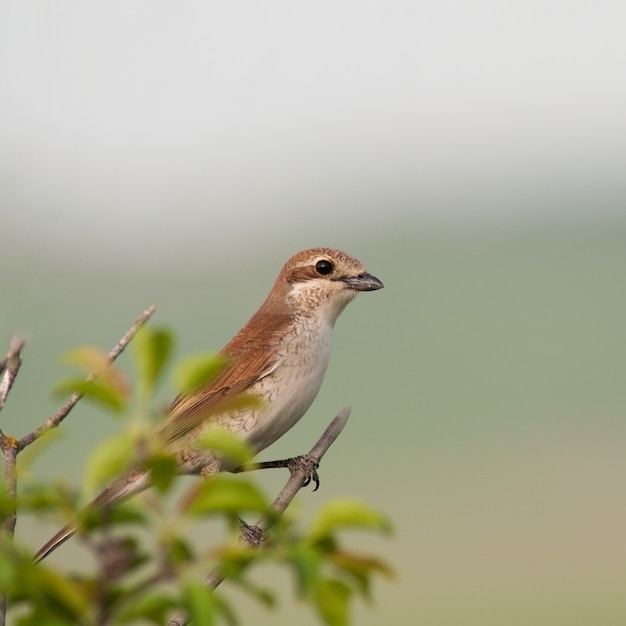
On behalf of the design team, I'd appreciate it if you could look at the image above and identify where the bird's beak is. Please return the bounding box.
[341,272,384,291]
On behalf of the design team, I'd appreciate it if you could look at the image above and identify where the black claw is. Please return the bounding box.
[286,456,320,490]
[311,468,320,492]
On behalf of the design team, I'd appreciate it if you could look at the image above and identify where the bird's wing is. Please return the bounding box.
[155,312,291,447]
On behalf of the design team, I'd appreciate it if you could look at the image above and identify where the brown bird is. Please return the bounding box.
[34,247,383,562]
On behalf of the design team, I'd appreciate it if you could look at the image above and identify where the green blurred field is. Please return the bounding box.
[2,216,626,624]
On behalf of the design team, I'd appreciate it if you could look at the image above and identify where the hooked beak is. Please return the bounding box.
[341,272,384,292]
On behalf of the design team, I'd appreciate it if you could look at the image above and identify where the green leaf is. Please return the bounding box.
[0,491,16,518]
[59,345,130,406]
[15,606,80,626]
[307,499,392,544]
[213,595,239,626]
[162,535,195,566]
[131,326,173,394]
[229,577,275,608]
[14,482,75,513]
[81,502,146,530]
[289,544,322,596]
[0,549,14,593]
[61,345,112,374]
[183,583,216,626]
[15,601,85,626]
[145,451,179,493]
[213,544,257,579]
[0,547,72,618]
[172,353,228,395]
[117,591,178,624]
[84,432,137,494]
[54,377,128,413]
[20,564,92,621]
[182,476,268,517]
[327,550,394,598]
[197,427,254,466]
[313,578,352,626]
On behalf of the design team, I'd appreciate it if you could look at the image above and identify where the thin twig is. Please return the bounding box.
[0,337,26,413]
[17,305,156,451]
[168,407,352,626]
[0,337,26,538]
[0,310,155,626]
[0,338,26,626]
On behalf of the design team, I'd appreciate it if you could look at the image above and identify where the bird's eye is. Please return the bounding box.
[315,259,334,275]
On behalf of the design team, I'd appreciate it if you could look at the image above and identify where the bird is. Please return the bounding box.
[34,247,383,562]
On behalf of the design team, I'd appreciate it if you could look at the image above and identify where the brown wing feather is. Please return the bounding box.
[156,310,292,447]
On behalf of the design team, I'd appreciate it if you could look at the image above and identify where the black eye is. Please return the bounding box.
[315,259,334,275]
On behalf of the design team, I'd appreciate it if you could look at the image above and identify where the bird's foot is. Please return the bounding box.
[233,454,320,490]
[285,454,320,491]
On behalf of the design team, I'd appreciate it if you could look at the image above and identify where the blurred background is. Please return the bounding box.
[1,1,626,624]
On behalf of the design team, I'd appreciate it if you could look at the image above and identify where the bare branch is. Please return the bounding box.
[0,337,26,414]
[269,410,349,511]
[17,306,156,451]
[168,407,352,626]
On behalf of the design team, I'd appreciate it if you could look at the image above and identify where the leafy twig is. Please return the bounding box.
[168,407,352,626]
[0,338,25,625]
[0,337,27,540]
[17,305,156,451]
[0,308,155,626]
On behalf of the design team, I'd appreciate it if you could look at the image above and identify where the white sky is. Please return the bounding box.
[1,1,625,257]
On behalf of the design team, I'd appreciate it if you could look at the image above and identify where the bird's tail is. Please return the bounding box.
[34,469,151,563]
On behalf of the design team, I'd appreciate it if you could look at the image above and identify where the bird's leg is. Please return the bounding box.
[233,454,320,491]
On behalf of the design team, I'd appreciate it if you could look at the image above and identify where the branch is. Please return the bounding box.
[0,338,25,625]
[168,407,352,626]
[0,336,26,414]
[0,309,155,626]
[17,305,156,451]
[0,337,26,538]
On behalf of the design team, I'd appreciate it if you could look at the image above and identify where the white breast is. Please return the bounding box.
[246,315,334,452]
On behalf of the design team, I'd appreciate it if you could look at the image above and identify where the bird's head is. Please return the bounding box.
[275,247,384,326]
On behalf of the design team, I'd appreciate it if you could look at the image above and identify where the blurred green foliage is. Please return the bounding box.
[0,326,391,625]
